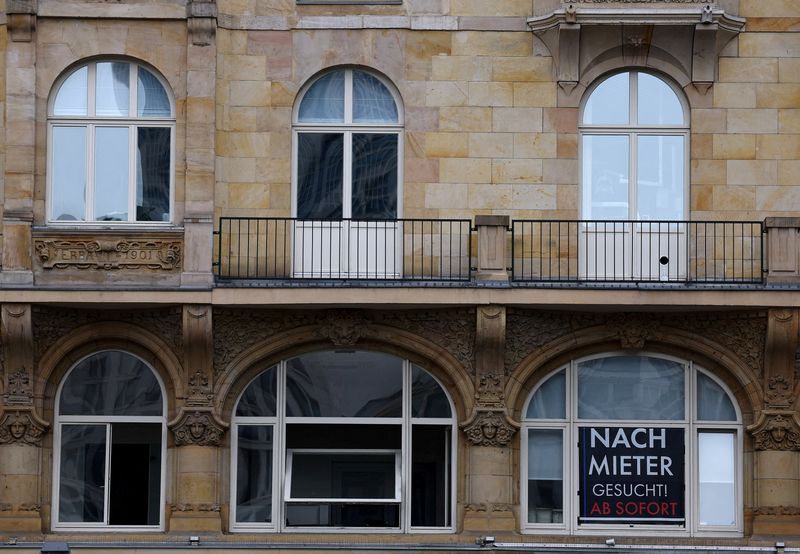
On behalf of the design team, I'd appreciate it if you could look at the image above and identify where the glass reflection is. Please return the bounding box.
[353,71,398,123]
[236,426,273,523]
[297,133,343,220]
[54,66,88,116]
[136,127,171,222]
[526,369,566,419]
[527,429,563,523]
[298,71,345,123]
[52,126,87,221]
[236,368,278,417]
[577,356,685,420]
[583,72,629,125]
[697,372,737,421]
[351,134,397,220]
[638,73,684,125]
[411,365,451,418]
[59,425,106,523]
[582,135,629,219]
[59,351,163,416]
[94,127,129,221]
[96,62,130,117]
[286,351,402,417]
[637,135,684,220]
[137,68,171,117]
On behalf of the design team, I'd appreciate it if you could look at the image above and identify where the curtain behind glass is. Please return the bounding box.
[59,351,163,416]
[527,429,563,523]
[526,370,566,419]
[583,72,629,125]
[94,127,129,221]
[698,432,736,526]
[96,62,130,117]
[353,71,398,124]
[298,71,344,123]
[54,66,88,116]
[137,68,171,117]
[52,126,87,221]
[697,372,737,421]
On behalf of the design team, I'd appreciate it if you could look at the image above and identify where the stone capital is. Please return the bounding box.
[748,411,800,451]
[0,409,49,446]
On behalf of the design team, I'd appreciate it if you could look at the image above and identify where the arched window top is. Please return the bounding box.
[296,68,400,125]
[51,60,173,119]
[234,351,452,420]
[582,70,685,127]
[58,351,164,416]
[523,354,740,423]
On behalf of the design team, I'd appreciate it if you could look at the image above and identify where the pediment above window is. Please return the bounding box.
[528,3,746,96]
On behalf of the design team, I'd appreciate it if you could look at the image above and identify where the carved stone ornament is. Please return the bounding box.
[464,503,512,512]
[476,373,504,406]
[461,409,519,448]
[171,503,221,513]
[753,506,800,516]
[34,239,182,271]
[767,375,794,407]
[5,368,32,404]
[187,370,213,406]
[748,413,800,451]
[0,410,49,446]
[614,315,659,349]
[315,313,367,347]
[169,409,227,447]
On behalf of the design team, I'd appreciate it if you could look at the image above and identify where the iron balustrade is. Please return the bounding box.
[217,217,473,281]
[511,220,764,284]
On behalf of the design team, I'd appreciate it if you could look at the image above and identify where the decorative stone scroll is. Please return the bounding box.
[0,410,48,446]
[748,413,800,451]
[753,506,800,516]
[34,239,182,271]
[169,409,227,447]
[461,408,519,448]
[171,503,221,513]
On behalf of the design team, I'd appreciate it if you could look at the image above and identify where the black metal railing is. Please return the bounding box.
[217,217,472,281]
[511,220,764,284]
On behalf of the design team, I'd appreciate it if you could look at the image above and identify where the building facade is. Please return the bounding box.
[0,0,798,551]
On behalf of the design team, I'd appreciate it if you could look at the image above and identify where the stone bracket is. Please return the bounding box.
[461,408,519,448]
[7,0,36,42]
[169,407,228,447]
[748,411,800,451]
[528,6,745,94]
[764,309,798,408]
[188,0,217,46]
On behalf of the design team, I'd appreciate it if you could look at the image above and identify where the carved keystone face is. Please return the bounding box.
[189,419,206,439]
[482,422,498,439]
[770,423,787,444]
[9,419,26,440]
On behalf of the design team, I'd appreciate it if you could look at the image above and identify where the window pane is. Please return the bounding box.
[59,424,106,523]
[108,423,161,526]
[411,365,451,418]
[298,71,344,123]
[699,432,736,526]
[285,503,399,528]
[526,369,566,419]
[583,72,629,125]
[59,351,163,416]
[286,351,402,417]
[137,67,171,117]
[236,367,278,417]
[51,126,86,221]
[289,452,398,499]
[136,127,171,222]
[353,71,398,124]
[96,62,130,117]
[527,429,563,524]
[637,135,684,220]
[286,424,401,450]
[638,73,684,125]
[411,425,450,527]
[697,372,737,421]
[351,133,397,220]
[94,126,129,221]
[577,356,685,420]
[297,133,343,220]
[236,426,274,523]
[54,66,88,116]
[582,135,629,219]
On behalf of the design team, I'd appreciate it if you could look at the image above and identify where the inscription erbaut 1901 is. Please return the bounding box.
[34,239,182,270]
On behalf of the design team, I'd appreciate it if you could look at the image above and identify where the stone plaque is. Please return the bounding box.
[34,238,182,271]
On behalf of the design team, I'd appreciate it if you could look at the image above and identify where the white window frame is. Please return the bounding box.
[46,60,176,226]
[51,350,168,532]
[579,70,690,221]
[230,356,457,534]
[521,353,743,538]
[291,67,405,221]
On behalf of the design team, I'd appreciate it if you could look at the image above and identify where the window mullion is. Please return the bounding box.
[104,423,112,525]
[129,125,137,222]
[276,360,286,532]
[343,131,353,219]
[87,124,96,222]
[130,64,137,118]
[402,360,411,531]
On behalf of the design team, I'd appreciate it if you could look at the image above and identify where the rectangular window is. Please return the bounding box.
[59,424,106,523]
[351,133,397,220]
[527,428,563,524]
[51,126,87,222]
[136,127,171,222]
[296,133,344,220]
[94,126,130,221]
[411,425,451,527]
[698,431,736,527]
[236,425,274,523]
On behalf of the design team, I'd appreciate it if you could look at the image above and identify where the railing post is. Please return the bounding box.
[765,217,800,284]
[475,215,510,282]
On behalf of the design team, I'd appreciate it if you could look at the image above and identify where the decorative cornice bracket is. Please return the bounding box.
[527,6,746,93]
[7,0,36,42]
[188,0,217,46]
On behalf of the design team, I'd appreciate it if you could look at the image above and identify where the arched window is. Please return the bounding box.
[292,68,403,278]
[581,71,688,221]
[48,60,175,223]
[522,354,741,536]
[231,350,455,532]
[53,351,166,530]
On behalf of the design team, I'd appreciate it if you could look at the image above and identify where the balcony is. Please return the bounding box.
[214,216,798,288]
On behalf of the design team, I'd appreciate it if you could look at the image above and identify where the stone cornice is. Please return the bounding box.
[528,7,746,32]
